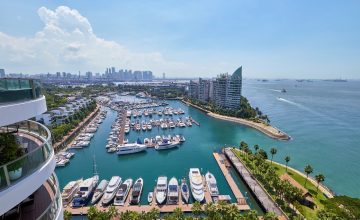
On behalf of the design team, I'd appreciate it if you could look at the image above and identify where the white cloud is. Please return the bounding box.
[0,6,188,75]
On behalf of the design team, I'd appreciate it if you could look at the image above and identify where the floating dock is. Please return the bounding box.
[224,148,287,219]
[118,109,127,145]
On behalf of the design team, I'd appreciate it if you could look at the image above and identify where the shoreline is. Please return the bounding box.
[53,104,100,152]
[181,100,290,140]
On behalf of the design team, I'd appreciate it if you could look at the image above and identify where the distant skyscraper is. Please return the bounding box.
[56,72,61,78]
[0,69,5,78]
[163,73,166,79]
[213,66,242,109]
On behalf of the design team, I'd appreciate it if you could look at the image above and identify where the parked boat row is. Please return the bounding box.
[129,107,185,118]
[55,151,75,167]
[70,109,107,149]
[62,170,222,208]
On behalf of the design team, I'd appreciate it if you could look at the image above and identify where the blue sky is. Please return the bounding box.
[0,0,359,78]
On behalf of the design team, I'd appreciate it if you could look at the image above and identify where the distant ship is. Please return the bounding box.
[324,79,347,82]
[281,88,287,93]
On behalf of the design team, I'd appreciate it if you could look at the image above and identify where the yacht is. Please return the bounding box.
[117,139,147,155]
[167,177,179,205]
[102,176,122,206]
[155,176,167,204]
[130,178,143,205]
[114,178,133,206]
[189,168,205,203]
[181,178,190,204]
[155,139,179,150]
[72,175,99,207]
[205,172,219,197]
[91,179,108,205]
[147,124,152,130]
[62,178,82,205]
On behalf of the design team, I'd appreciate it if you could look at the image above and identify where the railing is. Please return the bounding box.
[0,120,53,191]
[37,174,62,220]
[0,78,42,103]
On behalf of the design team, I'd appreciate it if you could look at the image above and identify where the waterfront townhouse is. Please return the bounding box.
[0,78,63,219]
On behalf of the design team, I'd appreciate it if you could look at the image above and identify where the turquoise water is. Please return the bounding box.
[55,99,263,211]
[56,78,360,216]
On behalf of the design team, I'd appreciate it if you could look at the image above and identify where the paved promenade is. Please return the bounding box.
[224,148,286,218]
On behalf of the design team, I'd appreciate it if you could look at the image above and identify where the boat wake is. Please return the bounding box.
[269,89,282,93]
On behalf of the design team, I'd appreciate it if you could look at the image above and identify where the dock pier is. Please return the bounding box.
[118,109,127,145]
[224,148,287,218]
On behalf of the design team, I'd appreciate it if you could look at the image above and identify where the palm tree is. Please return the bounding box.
[270,148,277,164]
[304,164,313,187]
[315,173,325,193]
[191,201,202,219]
[254,144,259,152]
[264,212,278,220]
[284,156,290,172]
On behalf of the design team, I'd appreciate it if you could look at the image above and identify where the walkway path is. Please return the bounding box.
[224,148,286,218]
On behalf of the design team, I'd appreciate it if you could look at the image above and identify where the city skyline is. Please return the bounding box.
[1,1,360,79]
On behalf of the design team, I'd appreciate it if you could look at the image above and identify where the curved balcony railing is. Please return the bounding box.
[0,120,53,191]
[0,78,42,103]
[37,174,62,220]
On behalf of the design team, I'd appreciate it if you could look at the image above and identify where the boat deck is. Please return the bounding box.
[224,148,286,218]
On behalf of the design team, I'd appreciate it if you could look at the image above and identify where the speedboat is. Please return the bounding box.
[114,178,133,206]
[117,138,147,155]
[155,176,167,204]
[205,172,219,197]
[72,175,99,207]
[148,192,153,204]
[167,177,179,205]
[181,178,190,204]
[91,179,108,205]
[130,178,143,205]
[62,178,82,205]
[155,139,179,150]
[102,176,122,206]
[189,168,205,203]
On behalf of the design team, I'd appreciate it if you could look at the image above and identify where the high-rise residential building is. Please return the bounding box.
[0,69,5,78]
[198,78,211,102]
[134,71,143,81]
[189,80,199,99]
[213,66,242,109]
[86,71,93,79]
[0,78,63,219]
[56,72,61,78]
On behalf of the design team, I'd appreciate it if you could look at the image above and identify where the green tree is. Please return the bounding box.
[284,156,290,172]
[264,212,278,220]
[244,210,258,220]
[191,201,202,219]
[270,147,277,164]
[63,210,72,220]
[315,173,325,193]
[304,164,313,187]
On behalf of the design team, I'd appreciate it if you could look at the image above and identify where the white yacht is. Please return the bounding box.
[205,172,219,197]
[155,139,179,150]
[189,168,205,203]
[114,178,133,206]
[102,176,122,206]
[72,175,99,207]
[155,176,167,204]
[130,178,143,205]
[91,179,108,205]
[181,178,190,204]
[117,139,147,155]
[167,177,179,205]
[62,178,82,205]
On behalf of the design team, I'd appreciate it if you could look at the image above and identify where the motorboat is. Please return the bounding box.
[117,138,147,155]
[155,139,179,150]
[102,176,122,206]
[62,178,82,205]
[167,177,179,205]
[176,135,186,142]
[147,124,152,130]
[189,168,205,203]
[130,178,143,205]
[114,178,133,206]
[90,179,108,205]
[181,178,190,204]
[148,192,153,204]
[155,176,167,204]
[205,172,219,197]
[72,175,99,207]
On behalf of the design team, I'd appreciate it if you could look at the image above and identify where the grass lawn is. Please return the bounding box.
[232,148,328,219]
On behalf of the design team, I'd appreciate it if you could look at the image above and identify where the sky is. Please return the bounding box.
[0,0,359,79]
